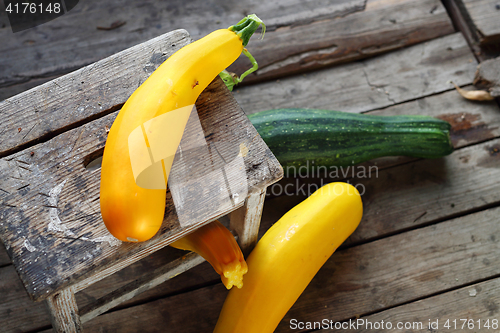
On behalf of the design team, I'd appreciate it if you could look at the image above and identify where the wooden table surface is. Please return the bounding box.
[1,0,500,332]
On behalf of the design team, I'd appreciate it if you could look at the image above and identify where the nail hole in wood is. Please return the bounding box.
[83,148,104,171]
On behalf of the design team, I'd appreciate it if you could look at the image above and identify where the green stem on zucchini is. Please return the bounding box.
[220,48,259,91]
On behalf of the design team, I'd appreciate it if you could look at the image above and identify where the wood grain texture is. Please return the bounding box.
[229,0,455,83]
[474,56,500,97]
[0,0,365,99]
[1,84,498,332]
[229,188,267,254]
[328,277,500,332]
[0,246,220,332]
[2,82,499,324]
[235,33,477,115]
[46,288,82,333]
[79,252,205,323]
[264,138,500,247]
[0,0,455,100]
[0,265,51,332]
[461,0,500,44]
[0,76,282,302]
[0,29,192,158]
[79,206,500,332]
[260,88,500,233]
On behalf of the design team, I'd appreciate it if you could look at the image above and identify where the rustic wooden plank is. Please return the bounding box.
[229,188,267,254]
[264,136,500,247]
[460,0,500,45]
[0,0,365,99]
[81,284,226,333]
[348,138,500,244]
[1,83,498,331]
[0,29,192,158]
[0,76,282,302]
[229,0,455,83]
[79,252,205,323]
[80,206,500,332]
[0,245,220,332]
[329,277,500,332]
[235,33,477,115]
[2,83,499,330]
[0,265,51,332]
[441,0,483,61]
[263,85,500,197]
[474,56,500,97]
[46,287,82,333]
[0,242,10,266]
[0,0,453,154]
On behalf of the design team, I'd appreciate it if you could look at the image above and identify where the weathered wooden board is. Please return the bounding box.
[230,0,455,83]
[328,277,500,332]
[0,265,51,332]
[79,206,500,332]
[0,75,282,302]
[460,0,500,45]
[2,84,500,331]
[235,33,477,115]
[1,0,455,101]
[264,137,500,246]
[0,28,469,162]
[0,246,221,332]
[474,56,500,97]
[22,136,500,331]
[0,243,10,267]
[0,29,192,158]
[259,89,500,243]
[0,0,365,100]
[263,86,500,193]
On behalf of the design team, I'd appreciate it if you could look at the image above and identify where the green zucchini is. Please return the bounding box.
[248,108,453,173]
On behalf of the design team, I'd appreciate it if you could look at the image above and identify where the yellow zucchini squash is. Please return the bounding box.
[100,15,264,242]
[214,182,363,332]
[170,220,248,289]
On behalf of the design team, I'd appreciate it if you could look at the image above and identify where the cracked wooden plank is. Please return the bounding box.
[236,33,477,115]
[0,0,365,100]
[229,0,455,83]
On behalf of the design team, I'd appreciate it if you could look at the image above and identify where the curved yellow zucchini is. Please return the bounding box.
[214,182,363,332]
[100,15,265,242]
